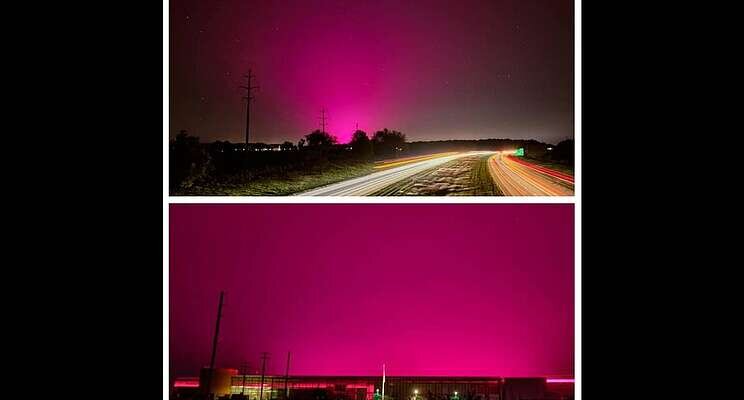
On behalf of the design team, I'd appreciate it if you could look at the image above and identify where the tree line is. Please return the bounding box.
[170,128,407,189]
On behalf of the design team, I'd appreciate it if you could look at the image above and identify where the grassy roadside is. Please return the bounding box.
[471,154,502,195]
[172,162,375,196]
[522,156,574,176]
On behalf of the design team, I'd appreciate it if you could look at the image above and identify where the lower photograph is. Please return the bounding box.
[169,204,575,400]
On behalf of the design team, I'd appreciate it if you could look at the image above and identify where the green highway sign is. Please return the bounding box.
[515,148,524,156]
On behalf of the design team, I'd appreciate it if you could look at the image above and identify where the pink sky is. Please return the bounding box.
[169,204,573,378]
[170,0,573,144]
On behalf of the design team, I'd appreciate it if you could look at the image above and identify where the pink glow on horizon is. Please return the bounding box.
[170,1,574,145]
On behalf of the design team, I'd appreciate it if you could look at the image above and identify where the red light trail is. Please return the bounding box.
[506,155,575,184]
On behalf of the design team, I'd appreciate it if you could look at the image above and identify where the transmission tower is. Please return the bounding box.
[240,69,260,146]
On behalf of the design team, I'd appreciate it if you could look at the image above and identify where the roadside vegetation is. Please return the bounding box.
[522,156,574,176]
[471,155,502,195]
[523,139,574,175]
[174,161,374,196]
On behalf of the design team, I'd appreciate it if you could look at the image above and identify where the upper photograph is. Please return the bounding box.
[169,0,575,196]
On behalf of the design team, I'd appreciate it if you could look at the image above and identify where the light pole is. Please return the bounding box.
[382,364,386,400]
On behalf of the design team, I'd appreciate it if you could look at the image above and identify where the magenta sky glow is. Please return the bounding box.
[170,0,573,144]
[169,204,574,378]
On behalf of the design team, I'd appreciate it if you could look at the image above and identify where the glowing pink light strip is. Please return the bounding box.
[546,379,574,384]
[174,381,200,388]
[231,383,375,390]
[346,385,375,390]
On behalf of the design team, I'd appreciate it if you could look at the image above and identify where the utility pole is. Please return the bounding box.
[259,352,270,400]
[205,291,225,400]
[240,69,260,146]
[240,361,251,396]
[320,108,327,133]
[284,352,291,399]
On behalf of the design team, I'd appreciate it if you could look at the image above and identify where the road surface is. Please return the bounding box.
[487,152,574,196]
[298,152,488,196]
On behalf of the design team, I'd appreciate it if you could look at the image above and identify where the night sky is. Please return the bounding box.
[170,0,573,144]
[169,204,574,378]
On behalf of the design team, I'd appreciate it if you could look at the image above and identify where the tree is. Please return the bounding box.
[281,141,296,151]
[349,129,373,158]
[298,138,306,150]
[208,140,240,175]
[174,130,199,147]
[170,130,206,189]
[372,128,406,157]
[551,139,574,164]
[304,130,337,147]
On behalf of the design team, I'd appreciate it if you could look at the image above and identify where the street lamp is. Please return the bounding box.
[413,389,419,400]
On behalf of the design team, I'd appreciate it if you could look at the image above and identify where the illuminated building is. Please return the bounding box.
[172,373,574,400]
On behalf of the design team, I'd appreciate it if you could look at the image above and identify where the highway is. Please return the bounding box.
[298,152,486,196]
[487,152,574,196]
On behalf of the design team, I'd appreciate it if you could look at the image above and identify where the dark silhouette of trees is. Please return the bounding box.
[170,130,207,188]
[208,140,241,175]
[304,130,337,147]
[372,128,406,157]
[550,139,574,164]
[349,129,373,158]
[298,138,306,149]
[281,141,296,151]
